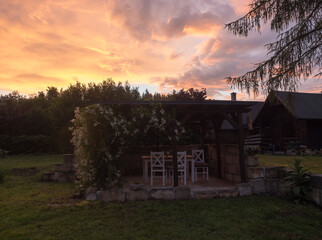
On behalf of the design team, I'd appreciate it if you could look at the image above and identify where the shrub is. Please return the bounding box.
[70,104,185,193]
[285,159,312,203]
[245,145,260,155]
[12,135,53,153]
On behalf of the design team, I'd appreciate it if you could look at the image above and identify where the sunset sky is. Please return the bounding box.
[0,0,321,100]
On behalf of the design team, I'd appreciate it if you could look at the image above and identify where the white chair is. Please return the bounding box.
[168,151,187,185]
[192,149,209,181]
[150,151,166,186]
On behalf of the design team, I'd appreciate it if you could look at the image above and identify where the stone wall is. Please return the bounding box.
[246,166,284,194]
[203,144,242,183]
[42,154,77,182]
[308,174,322,206]
[86,185,243,202]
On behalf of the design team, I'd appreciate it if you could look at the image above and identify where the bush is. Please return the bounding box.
[285,159,312,203]
[245,145,261,155]
[11,135,53,153]
[71,104,185,193]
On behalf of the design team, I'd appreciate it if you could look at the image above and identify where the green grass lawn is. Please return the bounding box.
[257,154,322,173]
[0,155,322,240]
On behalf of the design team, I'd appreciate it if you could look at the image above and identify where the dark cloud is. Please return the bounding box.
[168,52,183,60]
[0,0,31,24]
[16,73,66,84]
[106,0,235,41]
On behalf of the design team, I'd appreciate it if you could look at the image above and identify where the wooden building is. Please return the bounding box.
[218,101,264,144]
[254,91,322,150]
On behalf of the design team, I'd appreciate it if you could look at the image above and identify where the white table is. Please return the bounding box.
[142,155,195,184]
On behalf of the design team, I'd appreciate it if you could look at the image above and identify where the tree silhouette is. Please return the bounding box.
[226,0,321,95]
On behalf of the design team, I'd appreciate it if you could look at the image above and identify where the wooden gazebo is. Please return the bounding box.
[95,100,253,186]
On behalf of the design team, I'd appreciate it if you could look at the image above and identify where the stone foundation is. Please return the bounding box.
[86,185,248,202]
[246,166,284,194]
[42,154,76,183]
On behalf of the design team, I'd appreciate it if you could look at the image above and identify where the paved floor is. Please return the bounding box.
[124,175,237,190]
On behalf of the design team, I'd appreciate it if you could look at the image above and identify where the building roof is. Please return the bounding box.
[221,101,264,129]
[273,91,322,119]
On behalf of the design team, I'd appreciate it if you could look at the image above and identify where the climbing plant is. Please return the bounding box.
[70,104,184,193]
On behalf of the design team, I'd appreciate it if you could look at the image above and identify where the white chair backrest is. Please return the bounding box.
[192,150,205,163]
[177,151,186,167]
[151,151,164,168]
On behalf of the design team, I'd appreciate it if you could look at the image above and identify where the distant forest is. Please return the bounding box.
[0,79,206,154]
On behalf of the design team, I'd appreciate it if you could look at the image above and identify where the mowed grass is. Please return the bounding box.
[0,155,322,240]
[257,154,322,173]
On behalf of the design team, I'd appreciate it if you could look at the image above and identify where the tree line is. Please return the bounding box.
[0,79,206,154]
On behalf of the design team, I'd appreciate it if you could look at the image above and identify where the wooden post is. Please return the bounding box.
[200,120,207,147]
[237,112,246,182]
[215,126,222,178]
[213,118,223,179]
[171,128,178,187]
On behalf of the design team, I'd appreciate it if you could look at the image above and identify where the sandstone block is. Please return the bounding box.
[245,155,258,167]
[54,163,70,173]
[97,189,126,202]
[306,188,321,206]
[126,189,148,201]
[237,183,253,196]
[54,172,60,181]
[149,187,174,200]
[130,183,144,191]
[57,173,69,183]
[86,192,97,201]
[265,179,279,194]
[192,190,218,199]
[218,188,238,198]
[247,167,265,179]
[265,167,280,179]
[174,186,191,200]
[311,174,322,189]
[248,179,266,193]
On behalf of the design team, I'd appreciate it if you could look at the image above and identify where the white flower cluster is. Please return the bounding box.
[70,104,186,192]
[70,104,132,192]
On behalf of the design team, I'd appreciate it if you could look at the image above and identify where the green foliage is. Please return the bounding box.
[245,145,261,155]
[226,0,321,95]
[0,80,205,154]
[11,135,53,153]
[285,159,312,203]
[71,105,127,192]
[142,87,207,101]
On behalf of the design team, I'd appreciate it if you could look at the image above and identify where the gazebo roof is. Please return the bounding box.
[91,100,254,113]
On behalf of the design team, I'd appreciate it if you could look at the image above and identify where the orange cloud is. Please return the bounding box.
[0,0,317,100]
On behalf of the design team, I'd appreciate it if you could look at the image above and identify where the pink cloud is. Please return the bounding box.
[106,0,235,41]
